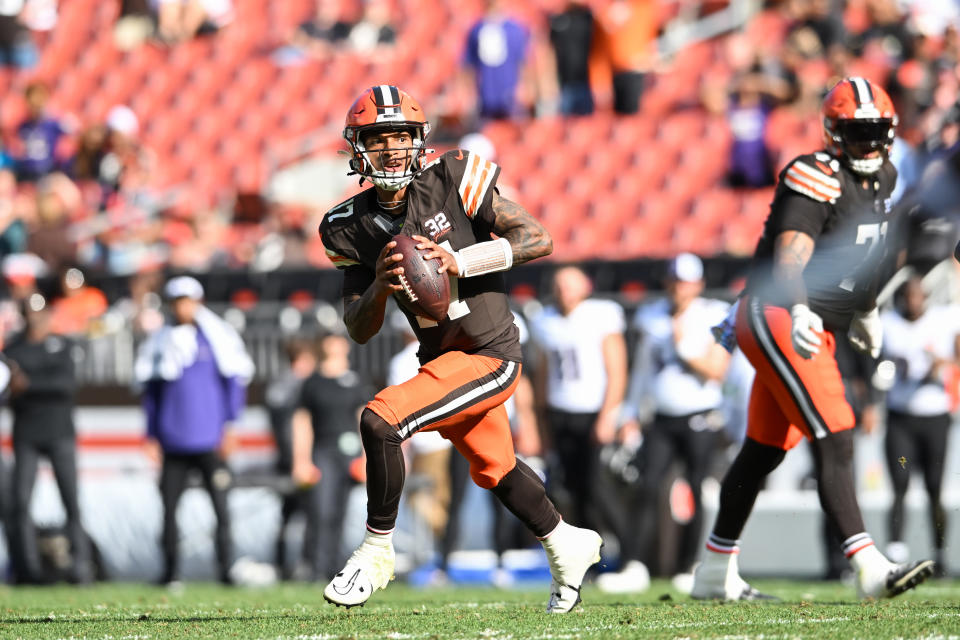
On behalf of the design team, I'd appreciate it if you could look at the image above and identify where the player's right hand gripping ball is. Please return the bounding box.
[390,234,450,322]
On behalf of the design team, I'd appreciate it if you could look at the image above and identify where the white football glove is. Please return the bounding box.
[848,307,882,358]
[790,304,823,359]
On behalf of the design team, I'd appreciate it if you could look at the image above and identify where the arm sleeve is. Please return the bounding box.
[223,375,247,422]
[463,25,480,68]
[142,380,162,438]
[297,377,311,410]
[341,264,375,299]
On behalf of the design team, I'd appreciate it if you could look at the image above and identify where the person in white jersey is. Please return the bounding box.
[530,266,628,536]
[881,274,959,576]
[599,253,731,593]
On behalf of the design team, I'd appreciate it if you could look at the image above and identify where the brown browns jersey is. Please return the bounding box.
[319,150,521,364]
[746,150,899,330]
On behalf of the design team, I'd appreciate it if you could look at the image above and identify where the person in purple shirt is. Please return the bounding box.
[463,0,531,120]
[135,276,254,585]
[15,82,67,182]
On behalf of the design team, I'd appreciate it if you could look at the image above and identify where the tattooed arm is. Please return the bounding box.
[491,191,553,264]
[343,241,404,344]
[772,230,815,306]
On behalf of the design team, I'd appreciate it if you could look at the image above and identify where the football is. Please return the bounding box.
[390,234,450,322]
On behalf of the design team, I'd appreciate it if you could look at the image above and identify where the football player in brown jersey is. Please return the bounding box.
[317,85,602,612]
[691,78,935,601]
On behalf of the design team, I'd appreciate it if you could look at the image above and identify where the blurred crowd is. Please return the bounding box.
[0,1,950,286]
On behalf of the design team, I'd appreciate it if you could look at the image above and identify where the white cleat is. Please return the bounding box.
[690,553,777,601]
[596,560,651,594]
[857,560,935,600]
[541,522,603,613]
[323,535,395,608]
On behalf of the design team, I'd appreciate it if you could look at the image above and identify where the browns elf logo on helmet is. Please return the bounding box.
[343,85,433,191]
[821,77,898,176]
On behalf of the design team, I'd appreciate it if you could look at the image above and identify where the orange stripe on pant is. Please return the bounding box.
[736,296,855,451]
[367,350,521,489]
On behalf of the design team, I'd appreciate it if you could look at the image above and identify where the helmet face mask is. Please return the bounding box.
[343,86,431,191]
[821,77,898,176]
[350,126,426,191]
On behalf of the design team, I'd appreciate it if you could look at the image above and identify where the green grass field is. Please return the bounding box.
[1,579,958,640]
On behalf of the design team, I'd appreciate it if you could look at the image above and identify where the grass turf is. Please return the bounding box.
[1,579,958,640]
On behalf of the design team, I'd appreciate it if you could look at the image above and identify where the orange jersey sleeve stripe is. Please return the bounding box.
[789,162,841,193]
[459,153,481,217]
[469,164,492,215]
[458,152,498,218]
[326,249,360,267]
[784,174,837,202]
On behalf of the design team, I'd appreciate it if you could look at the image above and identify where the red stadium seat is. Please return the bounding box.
[689,189,741,229]
[617,217,674,259]
[672,215,724,256]
[657,110,708,151]
[721,218,765,256]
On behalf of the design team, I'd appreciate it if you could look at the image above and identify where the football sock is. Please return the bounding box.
[713,438,785,540]
[490,459,561,538]
[359,408,406,533]
[847,535,893,577]
[705,533,740,555]
[811,430,866,539]
[362,528,393,546]
[842,532,876,559]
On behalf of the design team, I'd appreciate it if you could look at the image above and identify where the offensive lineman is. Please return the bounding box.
[691,77,935,600]
[318,85,602,613]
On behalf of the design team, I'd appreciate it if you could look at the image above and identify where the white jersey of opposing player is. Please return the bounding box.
[882,304,960,416]
[530,298,625,414]
[628,296,730,418]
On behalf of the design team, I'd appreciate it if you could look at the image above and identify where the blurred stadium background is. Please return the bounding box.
[0,0,957,585]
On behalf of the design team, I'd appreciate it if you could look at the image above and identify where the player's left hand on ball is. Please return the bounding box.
[412,235,460,276]
[848,307,882,358]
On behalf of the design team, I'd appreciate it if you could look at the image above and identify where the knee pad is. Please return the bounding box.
[359,408,402,446]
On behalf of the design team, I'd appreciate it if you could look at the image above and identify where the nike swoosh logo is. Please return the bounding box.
[333,569,361,595]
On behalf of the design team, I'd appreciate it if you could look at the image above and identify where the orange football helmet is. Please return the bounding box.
[822,77,898,175]
[343,85,431,191]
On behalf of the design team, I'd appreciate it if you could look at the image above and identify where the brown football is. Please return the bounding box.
[390,234,450,322]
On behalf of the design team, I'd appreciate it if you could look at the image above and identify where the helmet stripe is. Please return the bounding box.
[376,84,391,114]
[374,84,402,116]
[850,77,873,106]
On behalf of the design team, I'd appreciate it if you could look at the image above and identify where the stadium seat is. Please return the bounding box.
[689,189,741,229]
[617,218,674,259]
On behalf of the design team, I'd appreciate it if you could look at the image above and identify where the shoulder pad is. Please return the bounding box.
[445,149,499,219]
[783,155,842,203]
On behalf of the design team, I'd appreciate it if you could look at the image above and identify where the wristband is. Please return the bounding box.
[452,237,513,277]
